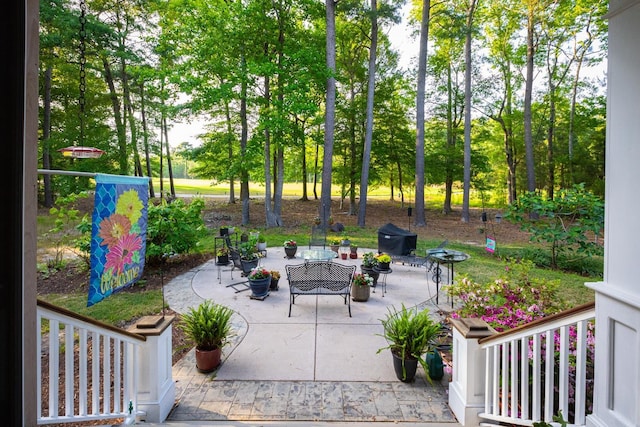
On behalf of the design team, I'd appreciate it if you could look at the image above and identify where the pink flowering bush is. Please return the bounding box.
[445,259,595,422]
[445,259,564,332]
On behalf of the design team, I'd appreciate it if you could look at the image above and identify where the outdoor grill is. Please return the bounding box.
[377,223,417,256]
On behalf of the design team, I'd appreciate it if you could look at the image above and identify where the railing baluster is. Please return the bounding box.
[49,319,59,419]
[559,325,569,419]
[103,335,111,414]
[501,342,508,416]
[520,336,529,420]
[492,346,499,415]
[65,324,74,416]
[574,320,588,425]
[79,328,88,416]
[92,331,100,415]
[532,333,541,422]
[544,329,554,421]
[114,338,122,413]
[510,339,518,418]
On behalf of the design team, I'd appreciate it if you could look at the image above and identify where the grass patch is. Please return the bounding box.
[41,289,164,326]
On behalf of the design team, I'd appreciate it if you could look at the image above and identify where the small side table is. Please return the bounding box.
[372,267,392,297]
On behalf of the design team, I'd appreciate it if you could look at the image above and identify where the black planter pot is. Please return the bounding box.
[360,265,379,287]
[284,246,297,259]
[392,352,418,382]
[249,276,271,298]
[216,254,229,265]
[270,278,280,291]
[378,261,390,271]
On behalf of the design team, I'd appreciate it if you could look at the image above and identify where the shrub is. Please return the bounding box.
[146,198,206,263]
[445,259,564,332]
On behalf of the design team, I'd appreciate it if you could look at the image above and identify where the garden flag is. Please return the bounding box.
[88,174,149,307]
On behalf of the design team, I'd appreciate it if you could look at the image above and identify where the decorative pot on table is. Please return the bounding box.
[378,261,390,271]
[216,254,229,265]
[360,265,379,287]
[284,245,297,259]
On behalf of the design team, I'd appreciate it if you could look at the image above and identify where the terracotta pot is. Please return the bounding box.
[195,347,222,373]
[340,253,348,260]
[351,284,370,302]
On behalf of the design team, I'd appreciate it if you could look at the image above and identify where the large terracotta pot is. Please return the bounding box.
[392,352,418,383]
[195,347,222,373]
[351,284,370,302]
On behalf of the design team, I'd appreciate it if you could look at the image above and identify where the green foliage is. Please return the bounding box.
[178,300,234,350]
[532,410,568,427]
[505,184,604,269]
[42,192,88,270]
[146,198,206,262]
[377,304,442,382]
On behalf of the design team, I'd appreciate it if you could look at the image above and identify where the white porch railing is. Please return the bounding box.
[37,299,145,425]
[448,302,596,426]
[478,302,595,426]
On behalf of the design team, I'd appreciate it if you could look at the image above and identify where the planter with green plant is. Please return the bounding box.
[351,273,373,302]
[361,252,380,286]
[216,246,229,265]
[283,239,297,259]
[375,253,392,271]
[179,300,234,373]
[377,304,442,382]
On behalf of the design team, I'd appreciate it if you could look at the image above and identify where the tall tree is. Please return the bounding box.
[358,0,378,227]
[414,0,431,227]
[320,0,338,227]
[461,0,478,222]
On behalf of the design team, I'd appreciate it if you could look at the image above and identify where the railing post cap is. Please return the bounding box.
[451,317,497,339]
[128,315,175,337]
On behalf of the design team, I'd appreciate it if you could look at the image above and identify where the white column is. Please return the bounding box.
[587,1,640,426]
[448,318,497,426]
[128,315,176,423]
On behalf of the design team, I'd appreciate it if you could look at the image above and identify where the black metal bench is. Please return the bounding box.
[285,261,356,317]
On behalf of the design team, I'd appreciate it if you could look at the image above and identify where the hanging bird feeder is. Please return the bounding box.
[58,146,105,159]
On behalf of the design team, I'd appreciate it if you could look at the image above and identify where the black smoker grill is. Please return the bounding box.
[377,223,417,256]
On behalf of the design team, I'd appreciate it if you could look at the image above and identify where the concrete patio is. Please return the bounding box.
[159,246,464,425]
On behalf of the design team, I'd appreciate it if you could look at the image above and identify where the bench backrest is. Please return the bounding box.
[285,262,356,292]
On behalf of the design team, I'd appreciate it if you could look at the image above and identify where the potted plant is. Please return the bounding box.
[351,273,373,302]
[219,225,229,236]
[314,216,321,226]
[216,246,229,265]
[377,304,442,382]
[179,300,234,373]
[340,234,351,246]
[329,237,341,253]
[375,253,392,270]
[238,241,259,274]
[247,266,271,298]
[361,252,380,287]
[283,239,297,258]
[257,235,267,252]
[270,270,281,290]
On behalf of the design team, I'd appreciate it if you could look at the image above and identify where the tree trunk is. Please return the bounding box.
[320,0,337,227]
[524,3,536,193]
[358,0,378,227]
[461,0,477,223]
[414,0,431,227]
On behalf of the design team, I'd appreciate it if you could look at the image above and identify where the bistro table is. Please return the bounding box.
[427,249,469,306]
[298,249,338,262]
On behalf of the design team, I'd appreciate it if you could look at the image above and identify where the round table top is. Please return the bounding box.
[298,249,338,261]
[428,249,470,264]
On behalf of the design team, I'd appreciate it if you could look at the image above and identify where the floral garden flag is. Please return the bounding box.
[88,174,149,307]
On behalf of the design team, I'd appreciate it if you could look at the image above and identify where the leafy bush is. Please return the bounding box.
[146,198,206,262]
[505,184,604,269]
